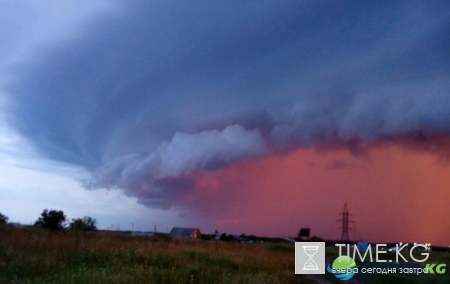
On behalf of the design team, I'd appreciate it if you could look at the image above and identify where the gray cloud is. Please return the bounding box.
[85,125,267,207]
[2,1,450,208]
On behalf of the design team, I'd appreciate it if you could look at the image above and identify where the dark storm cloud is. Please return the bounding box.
[2,1,450,208]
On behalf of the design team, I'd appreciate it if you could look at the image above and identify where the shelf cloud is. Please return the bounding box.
[2,0,450,210]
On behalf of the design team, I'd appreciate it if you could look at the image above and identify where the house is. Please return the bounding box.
[170,227,201,238]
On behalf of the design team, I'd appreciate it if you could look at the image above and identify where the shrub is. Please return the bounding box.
[309,235,325,242]
[34,209,66,230]
[220,233,235,241]
[69,216,98,231]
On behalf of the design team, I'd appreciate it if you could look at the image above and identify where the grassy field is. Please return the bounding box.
[0,225,314,284]
[1,225,449,284]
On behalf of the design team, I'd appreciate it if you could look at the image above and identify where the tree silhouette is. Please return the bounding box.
[0,213,8,224]
[34,209,66,230]
[69,216,97,231]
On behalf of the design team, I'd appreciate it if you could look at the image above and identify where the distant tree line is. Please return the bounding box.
[0,209,97,231]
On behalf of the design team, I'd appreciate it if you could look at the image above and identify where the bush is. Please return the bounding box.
[309,235,325,242]
[34,209,66,230]
[0,213,8,224]
[220,233,235,241]
[199,234,213,241]
[69,216,98,231]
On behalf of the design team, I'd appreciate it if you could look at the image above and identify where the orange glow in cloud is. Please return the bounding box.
[183,145,450,246]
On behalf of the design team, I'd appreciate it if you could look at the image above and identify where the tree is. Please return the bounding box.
[220,233,234,241]
[34,209,66,230]
[0,212,8,224]
[69,216,97,231]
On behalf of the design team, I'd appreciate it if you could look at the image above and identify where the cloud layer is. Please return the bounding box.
[85,125,267,208]
[2,1,450,209]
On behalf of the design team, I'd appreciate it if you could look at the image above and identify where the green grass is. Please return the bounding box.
[0,225,306,284]
[2,225,449,283]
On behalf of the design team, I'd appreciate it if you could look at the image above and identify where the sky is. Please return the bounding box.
[0,1,449,245]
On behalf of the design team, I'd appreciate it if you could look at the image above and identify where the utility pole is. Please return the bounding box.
[337,203,354,241]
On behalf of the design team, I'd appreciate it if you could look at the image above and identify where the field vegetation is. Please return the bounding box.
[0,225,312,284]
[1,223,449,284]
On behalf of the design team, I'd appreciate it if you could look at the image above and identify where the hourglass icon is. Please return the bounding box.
[303,246,319,270]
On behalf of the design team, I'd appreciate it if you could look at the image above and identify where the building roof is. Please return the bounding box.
[170,227,200,238]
